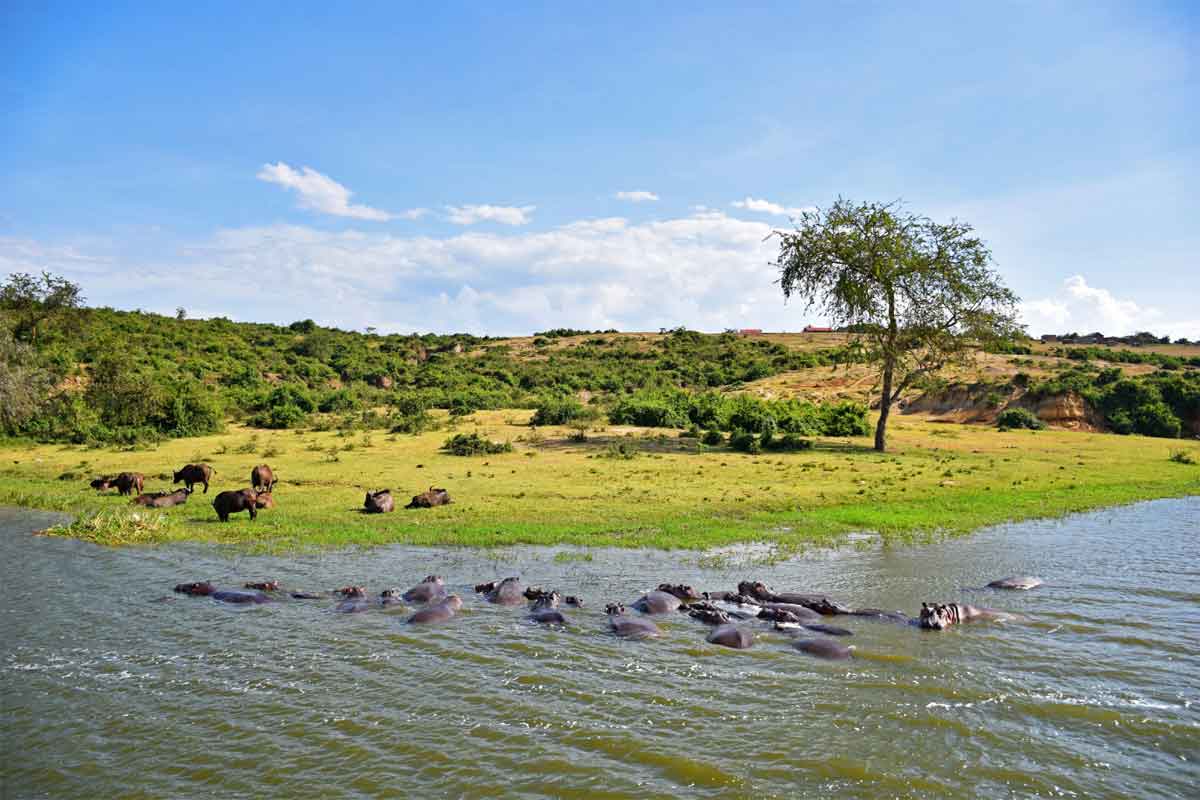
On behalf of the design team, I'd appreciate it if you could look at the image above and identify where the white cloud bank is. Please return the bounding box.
[444,204,536,226]
[731,197,813,217]
[614,190,659,203]
[1020,275,1199,340]
[256,162,421,221]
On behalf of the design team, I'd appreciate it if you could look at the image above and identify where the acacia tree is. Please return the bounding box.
[775,199,1020,452]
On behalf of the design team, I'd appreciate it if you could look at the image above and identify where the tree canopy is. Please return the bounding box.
[775,199,1021,451]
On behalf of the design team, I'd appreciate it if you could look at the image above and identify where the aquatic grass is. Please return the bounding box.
[1,412,1197,549]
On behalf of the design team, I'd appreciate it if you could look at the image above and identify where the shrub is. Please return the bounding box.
[1132,401,1181,439]
[729,430,760,453]
[442,432,513,456]
[1168,450,1197,465]
[531,397,585,426]
[996,408,1046,430]
[701,429,724,446]
[764,433,813,451]
[821,401,872,437]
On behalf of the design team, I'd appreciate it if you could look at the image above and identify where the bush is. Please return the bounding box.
[729,430,760,453]
[996,408,1046,430]
[1168,450,1197,465]
[531,397,585,426]
[701,429,724,446]
[441,432,513,456]
[764,433,813,451]
[1132,401,1181,438]
[820,401,872,437]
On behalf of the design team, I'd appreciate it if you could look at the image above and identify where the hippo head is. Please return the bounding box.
[564,595,583,607]
[442,595,464,612]
[174,581,216,596]
[421,575,444,586]
[919,603,954,630]
[380,588,402,599]
[604,602,626,616]
[658,583,701,601]
[244,580,280,591]
[336,585,367,598]
[474,581,497,595]
[531,590,562,610]
[737,580,772,600]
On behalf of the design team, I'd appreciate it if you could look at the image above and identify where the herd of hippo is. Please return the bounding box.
[90,462,451,521]
[171,573,1043,659]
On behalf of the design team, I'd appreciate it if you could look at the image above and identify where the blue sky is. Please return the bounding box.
[2,1,1196,336]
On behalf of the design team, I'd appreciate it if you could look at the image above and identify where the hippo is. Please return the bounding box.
[702,590,733,602]
[632,590,681,615]
[244,581,280,591]
[406,486,451,509]
[525,587,583,608]
[172,581,268,604]
[529,592,567,624]
[408,594,463,624]
[475,577,525,606]
[402,575,446,603]
[918,602,1007,630]
[335,586,369,613]
[212,489,258,522]
[363,489,395,514]
[800,623,853,637]
[290,592,325,600]
[793,638,854,660]
[758,602,823,623]
[657,583,702,602]
[379,588,405,607]
[605,603,661,639]
[987,576,1043,590]
[173,463,214,493]
[250,464,276,493]
[738,581,848,615]
[211,590,270,605]
[113,472,144,496]
[706,624,754,649]
[757,607,811,625]
[174,581,216,596]
[849,608,910,624]
[687,603,732,626]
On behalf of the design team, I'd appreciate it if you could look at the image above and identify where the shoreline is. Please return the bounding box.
[1,413,1196,549]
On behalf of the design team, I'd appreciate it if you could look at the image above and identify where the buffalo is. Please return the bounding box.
[131,488,192,508]
[406,486,451,509]
[89,476,115,492]
[250,464,276,493]
[212,488,258,522]
[363,489,395,513]
[113,472,144,496]
[174,463,214,494]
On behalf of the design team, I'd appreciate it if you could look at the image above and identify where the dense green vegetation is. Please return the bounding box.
[1,284,852,446]
[1026,367,1199,438]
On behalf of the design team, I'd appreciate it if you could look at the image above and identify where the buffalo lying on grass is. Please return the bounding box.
[406,486,451,509]
[363,489,395,513]
[131,488,192,508]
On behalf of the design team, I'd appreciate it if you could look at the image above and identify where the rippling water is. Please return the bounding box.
[2,499,1198,798]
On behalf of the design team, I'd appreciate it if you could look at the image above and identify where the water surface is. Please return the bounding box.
[2,500,1198,798]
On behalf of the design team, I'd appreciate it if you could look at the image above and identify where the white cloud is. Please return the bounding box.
[4,210,808,335]
[1018,275,1194,337]
[730,197,813,218]
[444,204,535,226]
[256,162,411,221]
[614,190,659,203]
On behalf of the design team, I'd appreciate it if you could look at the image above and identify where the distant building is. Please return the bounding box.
[1040,334,1059,342]
[739,328,763,336]
[803,325,833,333]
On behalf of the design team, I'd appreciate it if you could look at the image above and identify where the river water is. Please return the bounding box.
[2,499,1198,799]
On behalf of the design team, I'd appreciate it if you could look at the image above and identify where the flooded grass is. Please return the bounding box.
[0,410,1197,549]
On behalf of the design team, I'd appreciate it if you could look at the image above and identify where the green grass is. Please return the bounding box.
[2,411,1197,550]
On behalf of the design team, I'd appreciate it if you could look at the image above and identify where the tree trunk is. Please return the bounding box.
[875,361,892,452]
